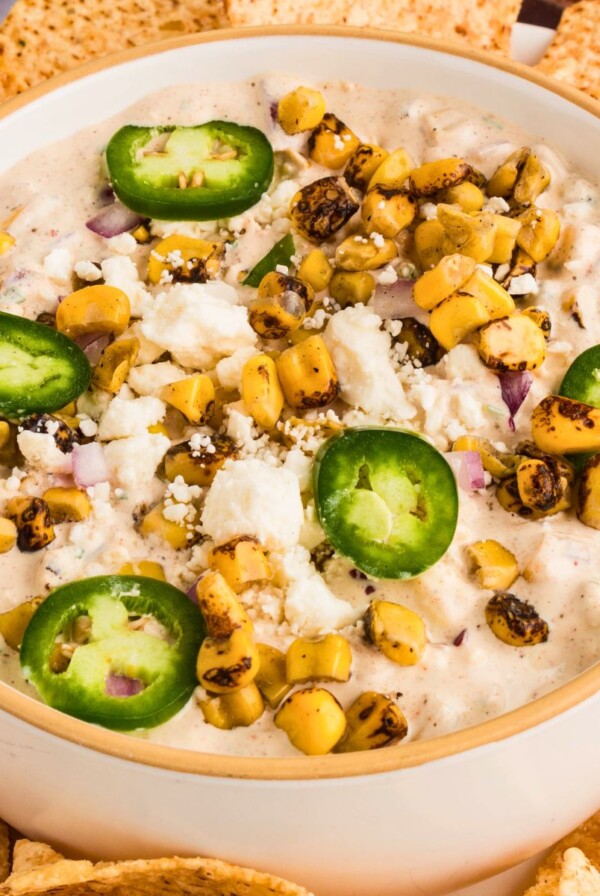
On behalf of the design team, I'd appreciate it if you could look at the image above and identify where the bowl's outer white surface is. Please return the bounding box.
[0,31,599,896]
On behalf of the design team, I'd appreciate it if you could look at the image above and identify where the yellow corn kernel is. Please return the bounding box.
[255,643,292,708]
[248,271,314,339]
[531,396,600,455]
[277,86,326,134]
[440,182,484,212]
[92,337,140,394]
[429,294,490,351]
[363,599,427,666]
[394,317,444,367]
[361,186,416,238]
[453,435,518,479]
[521,307,551,341]
[308,113,360,168]
[0,421,11,451]
[466,540,519,590]
[335,234,397,271]
[487,214,522,264]
[198,682,265,729]
[0,596,44,649]
[241,354,284,429]
[487,147,529,197]
[516,208,561,262]
[496,476,537,519]
[164,435,237,487]
[459,268,515,319]
[5,497,55,553]
[328,270,376,307]
[516,457,571,515]
[488,148,550,206]
[42,487,92,523]
[501,248,536,291]
[148,422,170,437]
[485,592,548,647]
[274,687,346,755]
[160,374,215,424]
[335,691,408,753]
[196,628,260,694]
[413,253,477,311]
[437,205,498,263]
[0,517,17,553]
[0,231,15,255]
[344,144,389,192]
[286,634,352,684]
[414,219,452,270]
[477,314,547,372]
[368,148,414,190]
[208,537,271,595]
[409,158,472,197]
[138,501,197,550]
[147,235,223,284]
[578,455,600,530]
[131,223,151,244]
[291,176,360,244]
[297,249,333,292]
[195,570,253,638]
[276,335,339,409]
[56,285,130,339]
[118,560,166,581]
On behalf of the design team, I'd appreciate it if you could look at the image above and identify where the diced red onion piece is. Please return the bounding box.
[99,184,115,205]
[72,442,110,488]
[499,371,533,432]
[185,577,201,604]
[453,629,467,647]
[106,673,144,698]
[445,451,485,491]
[371,279,415,320]
[80,334,110,366]
[86,202,143,238]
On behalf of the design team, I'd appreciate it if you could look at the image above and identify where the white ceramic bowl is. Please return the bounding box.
[0,28,599,896]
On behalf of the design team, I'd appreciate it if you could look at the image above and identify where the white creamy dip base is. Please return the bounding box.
[0,75,599,757]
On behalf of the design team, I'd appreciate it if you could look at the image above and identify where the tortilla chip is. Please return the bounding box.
[0,840,312,896]
[537,0,600,101]
[224,0,520,54]
[0,0,228,102]
[559,849,600,896]
[10,842,63,876]
[524,811,600,896]
[0,824,9,884]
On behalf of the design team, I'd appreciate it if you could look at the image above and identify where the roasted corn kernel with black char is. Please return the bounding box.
[409,157,473,198]
[307,113,360,169]
[361,186,416,238]
[335,691,408,753]
[19,414,77,453]
[394,317,445,367]
[290,177,359,243]
[477,314,547,372]
[249,271,314,339]
[5,497,55,552]
[255,644,291,708]
[92,337,140,394]
[286,634,352,684]
[0,518,17,554]
[501,248,537,291]
[147,236,224,285]
[344,143,389,191]
[577,454,600,530]
[0,595,44,649]
[328,270,375,306]
[485,592,549,647]
[196,629,260,695]
[466,540,519,591]
[516,458,567,513]
[522,307,551,341]
[531,396,600,455]
[198,683,265,730]
[414,219,453,270]
[163,435,238,487]
[276,336,339,409]
[195,570,253,638]
[208,536,271,594]
[241,354,284,430]
[487,147,551,207]
[363,599,427,666]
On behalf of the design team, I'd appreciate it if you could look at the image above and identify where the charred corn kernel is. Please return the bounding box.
[0,596,44,649]
[394,317,444,367]
[501,248,536,291]
[92,337,140,393]
[0,517,17,553]
[515,207,560,262]
[275,687,346,755]
[578,455,600,530]
[344,144,389,191]
[196,628,259,694]
[307,113,359,168]
[409,158,472,198]
[118,560,166,580]
[138,501,197,550]
[496,476,539,519]
[487,214,522,264]
[414,219,451,270]
[42,487,92,523]
[329,270,376,306]
[487,147,528,197]
[488,148,550,206]
[276,335,339,409]
[5,497,55,553]
[466,540,519,590]
[164,435,237,487]
[437,205,498,263]
[249,271,314,339]
[291,176,359,244]
[277,86,326,134]
[368,148,414,191]
[0,231,15,255]
[363,599,427,666]
[198,682,265,729]
[286,634,352,684]
[413,254,477,311]
[485,592,549,646]
[208,537,271,595]
[241,354,284,429]
[453,435,518,479]
[361,186,416,238]
[147,235,223,284]
[0,421,11,451]
[429,294,490,351]
[521,306,551,340]
[255,644,291,708]
[531,395,600,454]
[57,285,130,339]
[131,223,151,244]
[160,374,215,424]
[459,268,515,319]
[335,691,408,753]
[477,314,546,372]
[297,249,333,292]
[516,457,572,515]
[335,234,397,271]
[195,570,253,638]
[440,181,485,212]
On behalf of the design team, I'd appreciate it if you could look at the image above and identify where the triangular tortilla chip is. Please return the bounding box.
[0,824,9,884]
[559,848,600,896]
[524,812,600,896]
[537,0,600,101]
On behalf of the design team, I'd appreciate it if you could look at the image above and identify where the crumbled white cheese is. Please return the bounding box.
[103,433,170,490]
[98,396,166,440]
[16,431,72,473]
[483,196,510,214]
[128,361,186,397]
[215,346,259,391]
[283,448,313,492]
[494,263,510,282]
[121,322,165,365]
[440,344,484,381]
[43,248,73,283]
[281,546,360,636]
[74,260,102,282]
[101,255,152,318]
[508,273,538,296]
[376,265,398,285]
[140,282,256,370]
[78,417,98,437]
[106,233,138,255]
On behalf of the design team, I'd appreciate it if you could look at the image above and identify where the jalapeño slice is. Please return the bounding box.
[243,234,296,287]
[20,576,206,730]
[314,427,458,579]
[559,344,600,470]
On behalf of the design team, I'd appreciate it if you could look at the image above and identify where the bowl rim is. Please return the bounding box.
[0,24,599,781]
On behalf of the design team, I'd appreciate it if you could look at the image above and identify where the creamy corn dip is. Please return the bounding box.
[0,76,599,757]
